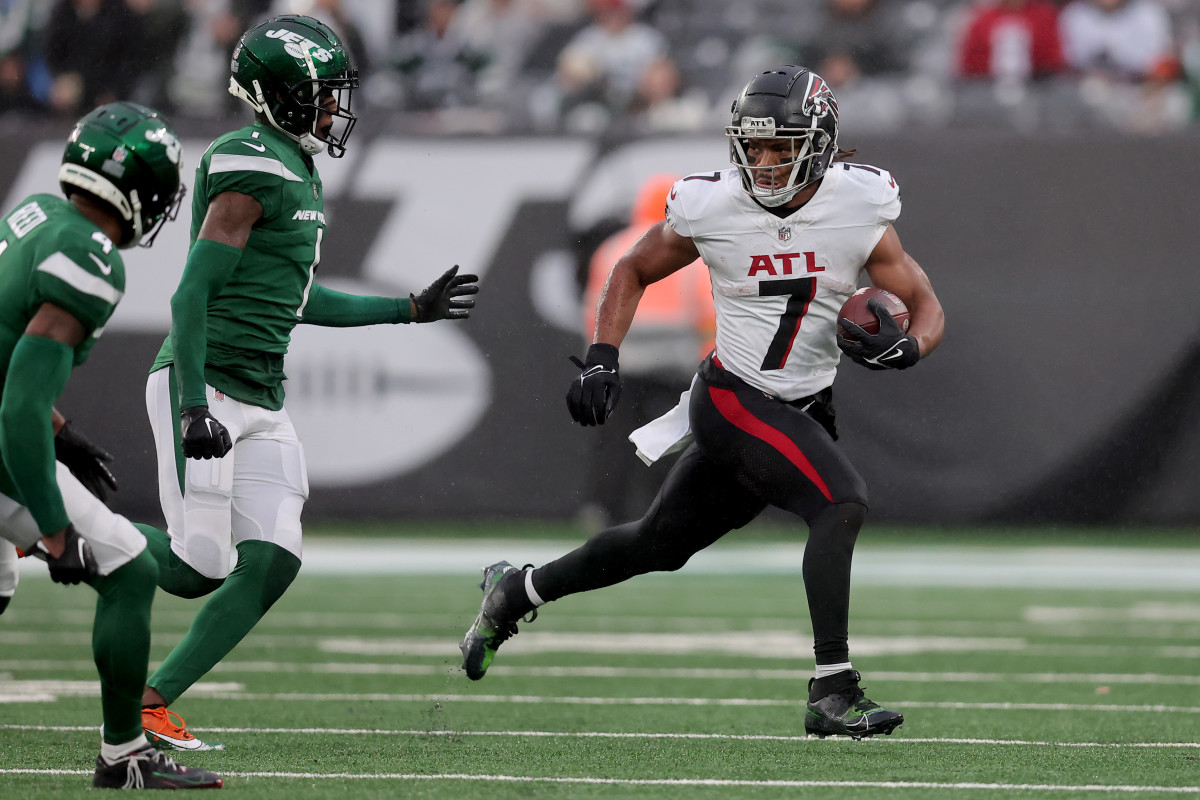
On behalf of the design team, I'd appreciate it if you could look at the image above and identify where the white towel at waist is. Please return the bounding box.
[628,374,697,466]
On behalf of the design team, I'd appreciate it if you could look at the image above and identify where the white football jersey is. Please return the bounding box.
[665,164,901,401]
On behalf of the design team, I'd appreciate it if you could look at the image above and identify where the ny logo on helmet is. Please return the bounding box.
[265,29,333,63]
[803,74,839,122]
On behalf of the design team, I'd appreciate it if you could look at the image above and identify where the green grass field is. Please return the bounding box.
[2,526,1199,798]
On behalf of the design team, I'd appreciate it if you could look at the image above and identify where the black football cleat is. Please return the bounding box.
[805,670,903,739]
[92,744,223,789]
[460,561,535,680]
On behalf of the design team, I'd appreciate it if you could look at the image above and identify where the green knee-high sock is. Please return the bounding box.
[148,540,301,705]
[92,549,158,744]
[134,522,224,599]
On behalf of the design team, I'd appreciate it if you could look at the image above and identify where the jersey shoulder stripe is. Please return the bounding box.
[35,251,123,305]
[209,153,306,182]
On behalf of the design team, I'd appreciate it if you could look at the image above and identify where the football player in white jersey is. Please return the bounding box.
[462,65,944,739]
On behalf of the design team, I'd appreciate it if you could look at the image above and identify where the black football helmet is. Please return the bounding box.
[726,65,840,207]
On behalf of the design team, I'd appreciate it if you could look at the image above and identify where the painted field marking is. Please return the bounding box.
[16,538,1200,588]
[3,723,1197,749]
[1024,603,1200,623]
[113,691,1200,714]
[1,768,1196,793]
[8,660,1198,687]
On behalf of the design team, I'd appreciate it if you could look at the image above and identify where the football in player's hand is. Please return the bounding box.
[837,287,910,340]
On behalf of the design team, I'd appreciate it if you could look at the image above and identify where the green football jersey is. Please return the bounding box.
[152,122,325,410]
[0,193,123,501]
[0,193,124,395]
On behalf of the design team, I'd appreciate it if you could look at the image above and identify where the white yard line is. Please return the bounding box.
[0,768,1196,793]
[4,660,1200,687]
[16,538,1200,588]
[129,691,1200,714]
[7,685,1196,713]
[3,723,1198,749]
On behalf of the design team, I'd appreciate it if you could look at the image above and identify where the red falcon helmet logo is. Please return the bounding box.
[803,74,839,122]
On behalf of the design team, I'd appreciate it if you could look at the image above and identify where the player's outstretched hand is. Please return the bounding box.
[180,406,232,460]
[411,265,479,322]
[837,297,920,371]
[31,525,99,586]
[566,343,621,426]
[54,420,118,502]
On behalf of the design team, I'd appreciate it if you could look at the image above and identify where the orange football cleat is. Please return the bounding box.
[142,706,223,751]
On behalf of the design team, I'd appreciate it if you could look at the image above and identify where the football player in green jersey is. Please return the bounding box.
[139,14,479,750]
[0,102,222,789]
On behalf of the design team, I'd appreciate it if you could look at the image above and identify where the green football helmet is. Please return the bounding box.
[228,14,359,158]
[58,102,185,249]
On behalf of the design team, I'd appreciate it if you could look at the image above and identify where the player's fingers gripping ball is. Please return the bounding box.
[566,343,622,426]
[837,289,919,371]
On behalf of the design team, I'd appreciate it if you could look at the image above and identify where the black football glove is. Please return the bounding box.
[180,406,232,460]
[411,265,479,322]
[837,297,920,371]
[566,343,621,426]
[54,421,118,502]
[30,525,98,586]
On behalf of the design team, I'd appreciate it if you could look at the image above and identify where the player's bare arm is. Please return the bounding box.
[862,225,944,358]
[594,220,701,348]
[197,191,263,247]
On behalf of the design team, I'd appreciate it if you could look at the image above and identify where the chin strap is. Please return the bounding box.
[297,134,325,155]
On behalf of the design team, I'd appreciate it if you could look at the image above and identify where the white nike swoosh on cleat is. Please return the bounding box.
[147,731,224,751]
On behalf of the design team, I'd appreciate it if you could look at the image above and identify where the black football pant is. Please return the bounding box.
[532,358,869,665]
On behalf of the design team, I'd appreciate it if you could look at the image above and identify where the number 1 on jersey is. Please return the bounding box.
[758,277,817,371]
[295,227,323,319]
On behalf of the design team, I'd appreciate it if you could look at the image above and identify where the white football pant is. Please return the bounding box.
[145,369,309,580]
[0,461,148,578]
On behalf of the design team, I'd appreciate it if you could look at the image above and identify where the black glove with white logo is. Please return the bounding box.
[837,298,920,371]
[566,343,622,426]
[180,406,232,460]
[54,421,118,502]
[31,525,99,586]
[411,265,479,322]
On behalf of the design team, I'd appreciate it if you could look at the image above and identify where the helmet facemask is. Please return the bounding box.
[238,69,358,157]
[134,182,185,247]
[726,119,833,208]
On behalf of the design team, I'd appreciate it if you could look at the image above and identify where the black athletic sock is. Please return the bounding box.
[496,568,536,619]
[803,502,866,666]
[530,518,703,603]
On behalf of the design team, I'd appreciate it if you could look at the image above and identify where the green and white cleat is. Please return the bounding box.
[460,561,534,680]
[805,670,903,739]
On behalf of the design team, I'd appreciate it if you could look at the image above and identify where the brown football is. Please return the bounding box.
[837,287,910,339]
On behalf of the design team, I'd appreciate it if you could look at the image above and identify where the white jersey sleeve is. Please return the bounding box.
[666,163,902,401]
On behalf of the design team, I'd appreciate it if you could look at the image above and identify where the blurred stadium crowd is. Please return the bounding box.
[4,0,1199,137]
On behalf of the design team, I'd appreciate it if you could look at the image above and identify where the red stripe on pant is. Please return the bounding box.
[707,385,834,503]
